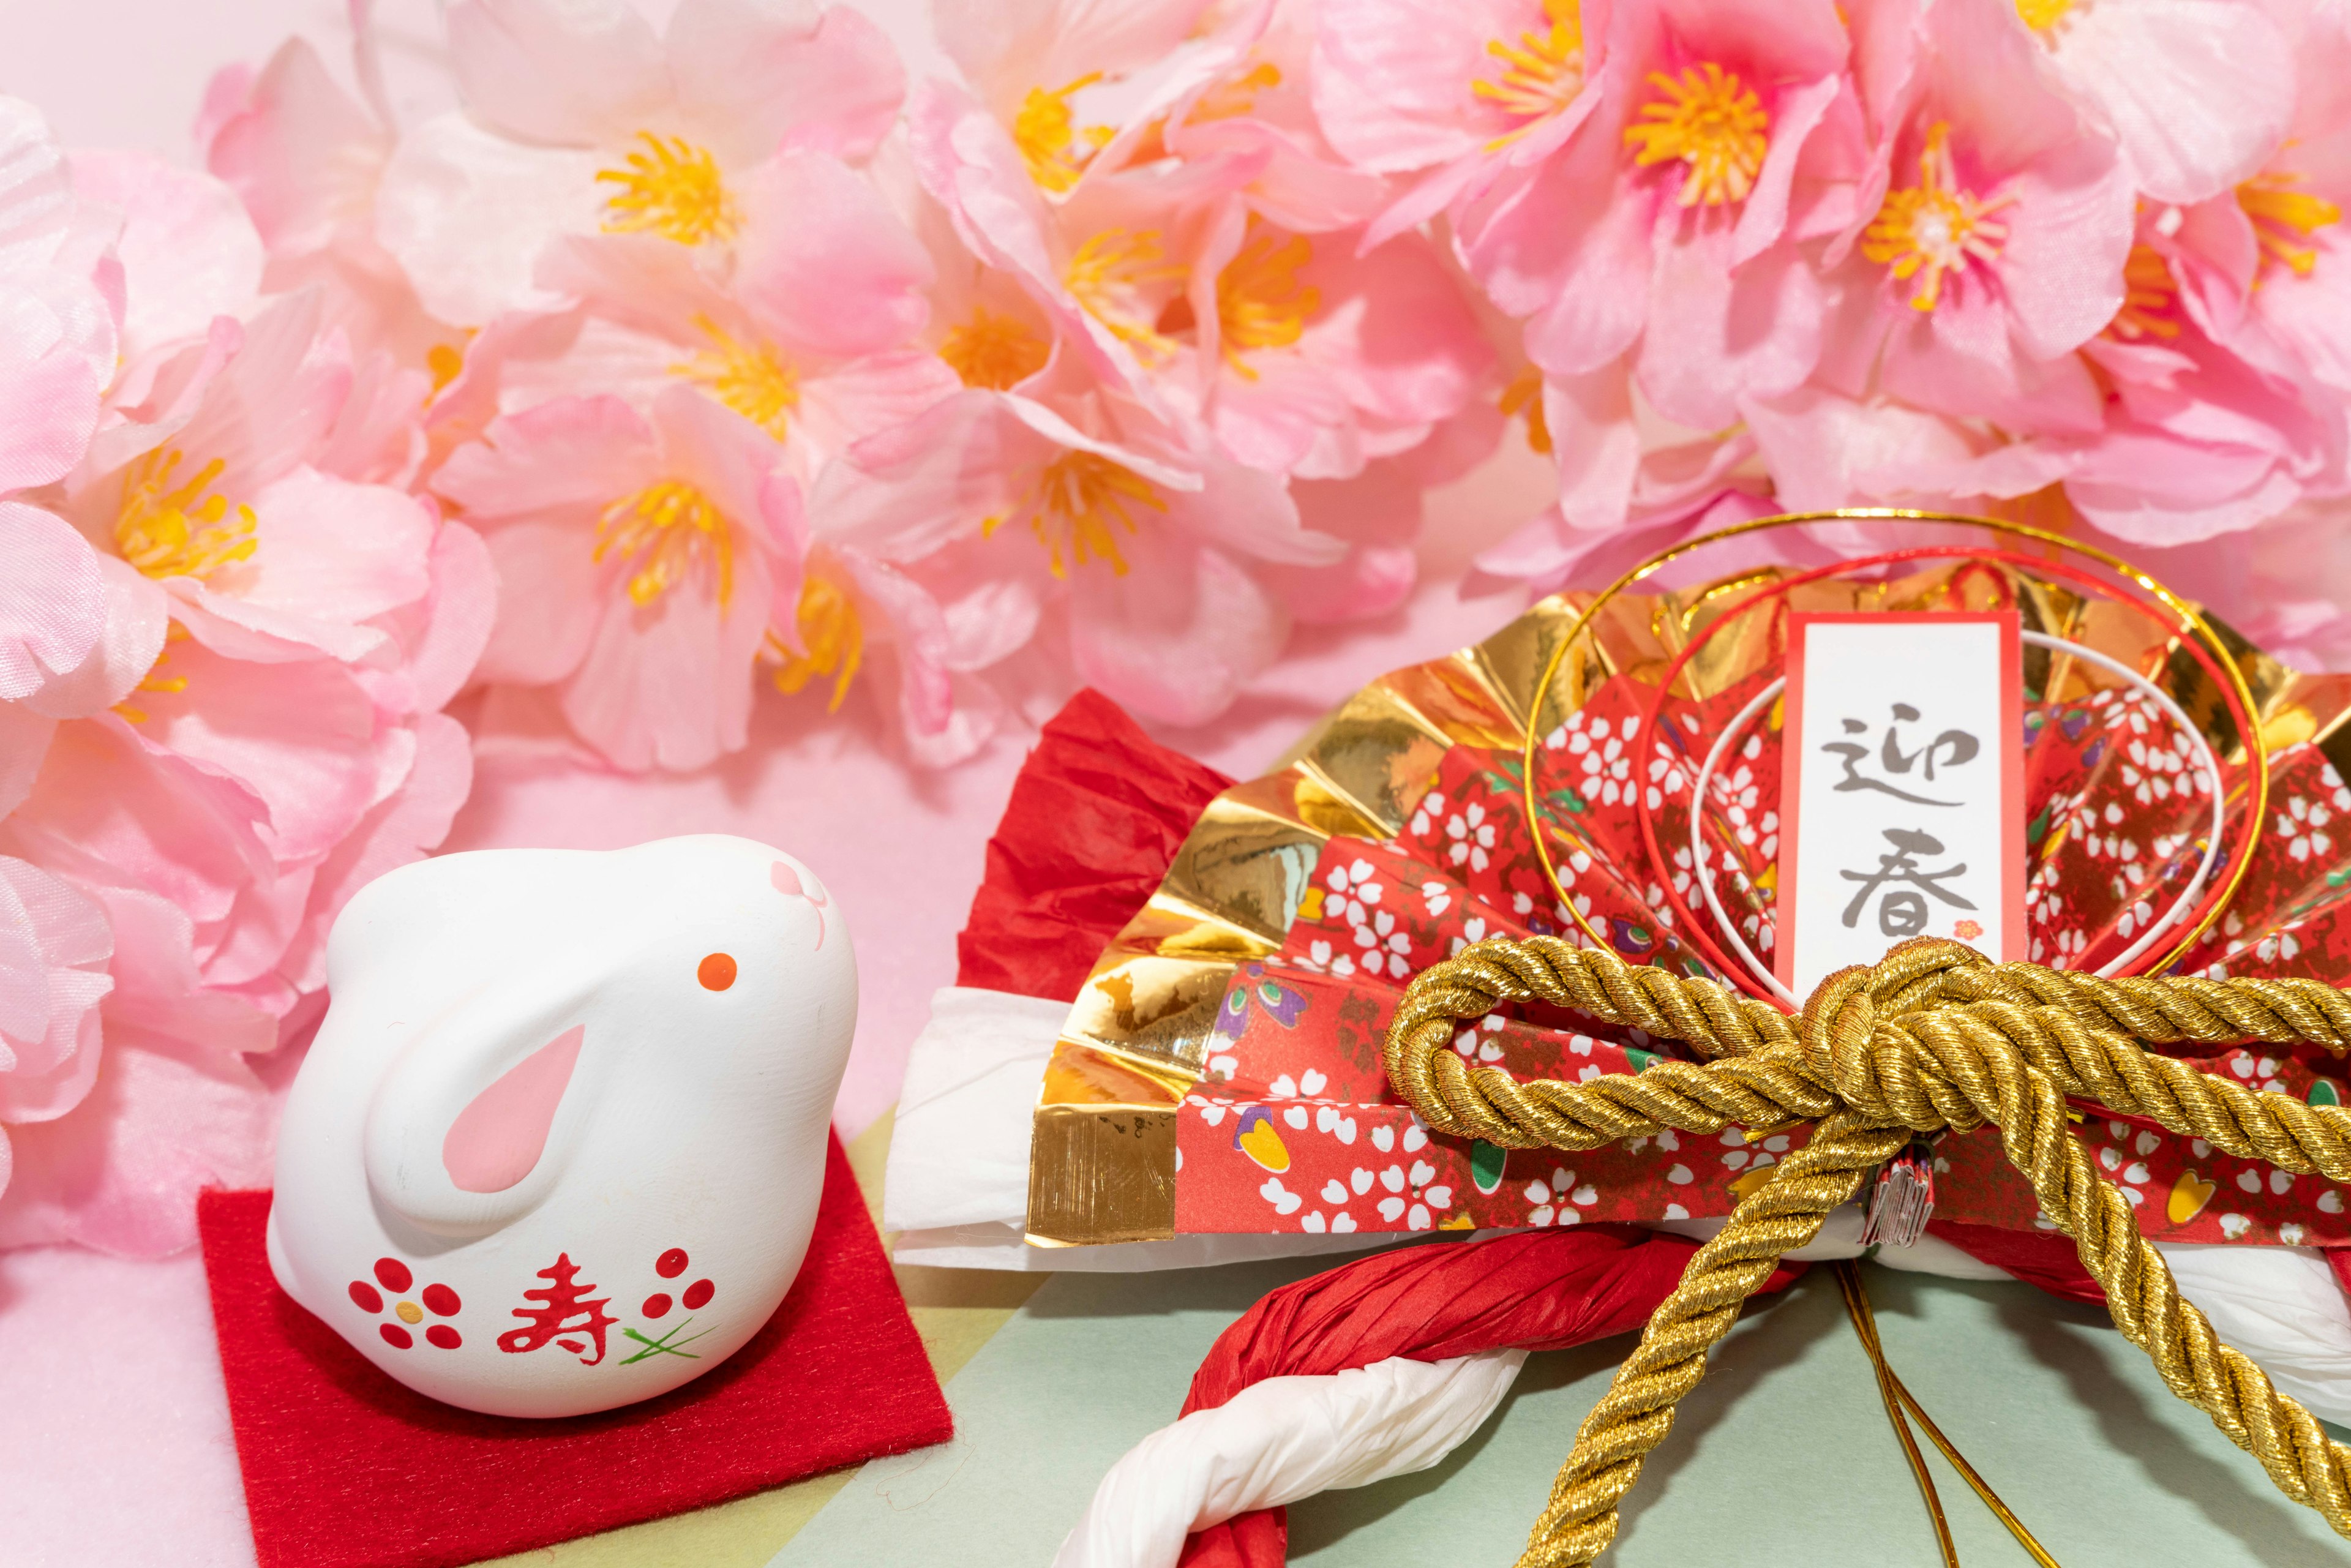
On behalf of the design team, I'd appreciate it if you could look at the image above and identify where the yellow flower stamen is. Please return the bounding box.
[1014,73,1116,194]
[940,306,1052,389]
[1499,369,1553,454]
[986,449,1166,577]
[2014,0,2077,31]
[767,573,863,710]
[2107,244,2182,340]
[2239,170,2341,280]
[426,342,465,391]
[1861,122,2015,312]
[1473,0,1586,150]
[1624,61,1768,208]
[1191,61,1284,124]
[1065,228,1186,359]
[111,630,191,726]
[1216,228,1319,376]
[116,449,257,582]
[594,479,735,607]
[596,132,739,247]
[673,316,798,440]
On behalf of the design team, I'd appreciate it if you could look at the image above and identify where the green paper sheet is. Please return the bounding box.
[773,1258,2351,1566]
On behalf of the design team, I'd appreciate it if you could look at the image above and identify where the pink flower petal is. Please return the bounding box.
[130,642,384,865]
[375,113,606,327]
[402,521,500,717]
[67,152,263,361]
[1637,227,1822,429]
[276,712,473,995]
[241,468,437,630]
[0,1027,276,1255]
[735,152,935,361]
[0,855,111,1123]
[666,0,906,163]
[559,541,774,771]
[446,0,668,147]
[0,340,99,493]
[0,715,274,937]
[0,503,105,705]
[1068,534,1286,726]
[201,38,386,260]
[474,520,604,687]
[2045,0,2292,204]
[434,394,659,522]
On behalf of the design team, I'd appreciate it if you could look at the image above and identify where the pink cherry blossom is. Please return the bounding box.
[2015,0,2292,205]
[0,146,487,1254]
[1312,0,1613,243]
[0,99,115,497]
[2058,238,2341,545]
[0,858,111,1132]
[1810,0,2134,433]
[933,0,1259,198]
[812,360,1349,726]
[2156,1,2351,400]
[435,386,801,770]
[198,34,462,376]
[1460,0,1861,431]
[443,209,956,489]
[376,0,909,328]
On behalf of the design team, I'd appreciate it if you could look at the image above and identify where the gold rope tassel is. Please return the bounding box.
[1381,935,2351,1567]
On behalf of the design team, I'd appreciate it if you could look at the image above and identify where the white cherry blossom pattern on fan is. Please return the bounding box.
[1548,710,1640,808]
[1523,1165,1599,1228]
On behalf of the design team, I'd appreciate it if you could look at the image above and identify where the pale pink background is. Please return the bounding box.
[0,4,1550,1558]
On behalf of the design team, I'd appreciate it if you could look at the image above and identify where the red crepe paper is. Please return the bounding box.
[1185,1225,1780,1411]
[1925,1218,2106,1307]
[199,1133,950,1568]
[1173,1228,1807,1568]
[957,689,1232,1002]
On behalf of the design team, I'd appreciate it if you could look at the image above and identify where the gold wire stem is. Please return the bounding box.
[1832,1261,1960,1568]
[1893,1380,2066,1567]
[1835,1261,2069,1568]
[1512,509,2266,981]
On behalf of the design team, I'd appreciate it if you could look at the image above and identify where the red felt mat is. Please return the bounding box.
[199,1134,950,1568]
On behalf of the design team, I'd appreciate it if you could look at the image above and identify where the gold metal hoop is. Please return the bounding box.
[1516,508,2268,987]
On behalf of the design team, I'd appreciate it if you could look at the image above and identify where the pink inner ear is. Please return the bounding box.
[773,859,830,947]
[772,860,822,903]
[442,1025,583,1194]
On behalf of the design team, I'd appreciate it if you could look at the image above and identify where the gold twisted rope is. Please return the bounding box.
[1381,935,2351,1567]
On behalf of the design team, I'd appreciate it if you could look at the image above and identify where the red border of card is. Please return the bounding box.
[198,1133,950,1568]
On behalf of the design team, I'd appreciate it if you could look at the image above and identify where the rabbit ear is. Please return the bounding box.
[771,857,831,948]
[441,1024,583,1193]
[361,948,616,1240]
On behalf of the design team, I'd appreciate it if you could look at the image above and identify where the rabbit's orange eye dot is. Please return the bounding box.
[697,953,738,991]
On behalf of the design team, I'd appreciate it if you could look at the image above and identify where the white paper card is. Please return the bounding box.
[1775,613,2022,997]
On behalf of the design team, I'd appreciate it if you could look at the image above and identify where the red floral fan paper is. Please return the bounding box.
[1026,559,2351,1254]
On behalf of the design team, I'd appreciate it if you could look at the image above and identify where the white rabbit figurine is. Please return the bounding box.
[268,835,856,1418]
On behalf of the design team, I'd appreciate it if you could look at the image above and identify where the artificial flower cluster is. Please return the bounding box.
[290,0,2348,776]
[0,102,489,1251]
[7,0,2351,1254]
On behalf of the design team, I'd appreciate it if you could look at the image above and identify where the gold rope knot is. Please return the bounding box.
[1382,934,2351,1567]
